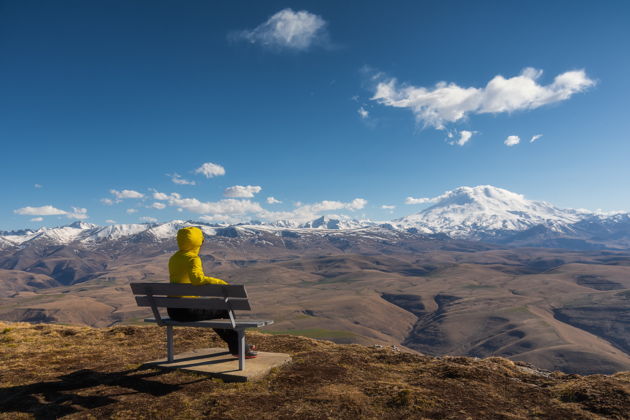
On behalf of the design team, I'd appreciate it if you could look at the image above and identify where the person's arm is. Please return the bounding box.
[188,256,228,285]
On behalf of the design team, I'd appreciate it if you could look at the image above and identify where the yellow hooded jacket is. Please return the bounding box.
[169,227,227,286]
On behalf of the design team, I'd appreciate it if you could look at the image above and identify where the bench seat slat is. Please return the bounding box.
[131,282,247,298]
[143,318,273,328]
[135,296,251,311]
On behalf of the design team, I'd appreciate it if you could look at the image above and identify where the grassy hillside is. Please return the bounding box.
[1,322,628,419]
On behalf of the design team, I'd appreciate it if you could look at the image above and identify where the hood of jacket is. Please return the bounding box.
[176,227,204,255]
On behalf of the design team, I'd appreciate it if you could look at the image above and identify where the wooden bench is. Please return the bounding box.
[130,282,273,370]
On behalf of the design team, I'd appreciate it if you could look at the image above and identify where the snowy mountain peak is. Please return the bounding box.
[425,185,537,210]
[299,215,373,230]
[67,221,99,230]
[397,185,591,238]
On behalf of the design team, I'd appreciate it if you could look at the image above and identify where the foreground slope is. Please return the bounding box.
[1,322,629,419]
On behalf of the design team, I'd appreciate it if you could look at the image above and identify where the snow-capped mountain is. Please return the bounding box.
[2,185,630,249]
[298,215,377,230]
[395,185,592,239]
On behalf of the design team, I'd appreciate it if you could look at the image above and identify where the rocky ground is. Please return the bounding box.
[0,322,628,419]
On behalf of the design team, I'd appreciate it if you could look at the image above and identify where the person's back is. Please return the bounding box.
[169,226,226,286]
[167,226,257,358]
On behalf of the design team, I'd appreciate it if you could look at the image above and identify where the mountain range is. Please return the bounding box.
[2,185,630,250]
[1,185,629,375]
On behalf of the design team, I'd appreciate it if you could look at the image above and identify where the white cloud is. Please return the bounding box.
[126,208,138,214]
[67,207,89,220]
[105,219,116,224]
[164,192,264,215]
[14,205,89,219]
[451,130,473,146]
[194,162,226,178]
[234,8,328,51]
[381,205,396,210]
[224,185,262,198]
[34,184,42,189]
[371,68,594,130]
[258,197,368,223]
[405,196,435,205]
[140,216,158,223]
[110,189,144,199]
[145,190,367,224]
[504,135,520,146]
[406,189,466,205]
[151,202,166,210]
[305,198,367,212]
[530,134,543,143]
[152,191,170,200]
[14,205,67,216]
[100,198,114,206]
[267,196,282,204]
[168,173,196,185]
[358,107,369,119]
[30,217,43,222]
[348,198,367,210]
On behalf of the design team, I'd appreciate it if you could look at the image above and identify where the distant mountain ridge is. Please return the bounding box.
[2,185,630,250]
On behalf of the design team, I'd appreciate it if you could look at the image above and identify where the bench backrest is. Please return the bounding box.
[130,282,250,326]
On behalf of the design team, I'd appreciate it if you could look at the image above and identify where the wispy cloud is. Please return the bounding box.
[34,184,42,189]
[126,208,138,214]
[406,189,467,206]
[30,217,43,222]
[371,68,594,130]
[151,202,166,210]
[405,196,435,205]
[152,191,264,216]
[530,134,543,143]
[451,130,473,146]
[258,198,368,223]
[224,185,262,198]
[152,191,170,200]
[504,135,520,146]
[14,205,67,216]
[67,207,89,220]
[105,219,116,224]
[267,196,282,204]
[110,189,144,200]
[381,205,396,209]
[168,173,196,185]
[358,107,369,119]
[151,190,367,224]
[194,162,226,178]
[140,216,158,223]
[14,205,88,220]
[232,8,328,51]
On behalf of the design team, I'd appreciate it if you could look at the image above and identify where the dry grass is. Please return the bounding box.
[1,321,628,419]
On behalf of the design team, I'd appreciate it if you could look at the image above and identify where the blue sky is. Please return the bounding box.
[1,0,629,229]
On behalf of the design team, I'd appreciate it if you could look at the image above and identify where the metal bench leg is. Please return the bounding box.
[237,328,245,371]
[166,326,174,362]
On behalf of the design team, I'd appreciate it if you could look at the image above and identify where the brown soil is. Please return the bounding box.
[1,322,628,419]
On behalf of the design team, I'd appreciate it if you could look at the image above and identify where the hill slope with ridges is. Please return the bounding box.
[1,322,628,419]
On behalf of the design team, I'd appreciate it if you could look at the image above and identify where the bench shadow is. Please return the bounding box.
[153,350,233,364]
[0,366,207,419]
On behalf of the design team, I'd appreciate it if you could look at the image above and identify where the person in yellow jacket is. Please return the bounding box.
[168,226,257,358]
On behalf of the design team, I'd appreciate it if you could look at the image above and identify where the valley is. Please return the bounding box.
[1,229,628,375]
[1,185,629,375]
